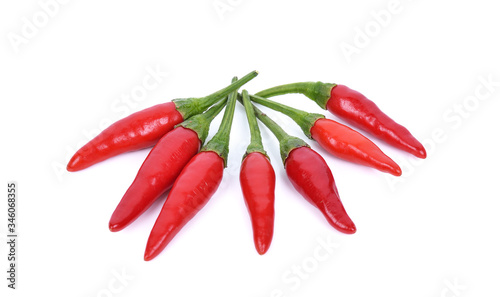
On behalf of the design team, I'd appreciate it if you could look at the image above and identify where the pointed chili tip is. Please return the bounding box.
[335,220,357,234]
[415,147,427,159]
[342,224,357,235]
[66,156,80,172]
[255,241,270,255]
[108,221,123,232]
[391,165,403,177]
[143,249,155,261]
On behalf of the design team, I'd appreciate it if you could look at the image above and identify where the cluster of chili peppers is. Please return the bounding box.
[68,71,426,260]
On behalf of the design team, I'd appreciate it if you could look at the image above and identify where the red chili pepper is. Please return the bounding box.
[285,147,356,234]
[255,82,426,158]
[249,94,401,176]
[328,85,426,158]
[239,90,276,255]
[144,151,224,261]
[250,103,356,234]
[311,118,401,176]
[108,98,227,232]
[66,71,258,172]
[144,79,240,261]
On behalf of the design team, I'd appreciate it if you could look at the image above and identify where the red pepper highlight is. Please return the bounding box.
[67,71,258,171]
[67,102,182,172]
[285,147,356,234]
[255,82,426,158]
[249,103,356,234]
[109,96,228,232]
[108,127,201,232]
[249,94,401,176]
[144,78,240,260]
[240,153,275,255]
[144,151,224,261]
[240,152,275,254]
[328,85,426,158]
[239,90,276,255]
[310,118,401,176]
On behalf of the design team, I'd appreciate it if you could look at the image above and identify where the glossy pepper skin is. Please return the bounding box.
[144,151,224,261]
[328,85,426,158]
[255,82,426,158]
[310,118,401,176]
[67,102,183,171]
[144,77,240,261]
[67,71,258,171]
[108,97,228,232]
[239,90,276,255]
[240,152,276,255]
[249,103,356,234]
[285,147,356,234]
[108,127,201,232]
[249,94,401,176]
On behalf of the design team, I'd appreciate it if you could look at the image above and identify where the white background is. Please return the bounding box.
[1,0,499,296]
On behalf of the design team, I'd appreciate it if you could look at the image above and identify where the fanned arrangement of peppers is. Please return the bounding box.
[67,70,426,260]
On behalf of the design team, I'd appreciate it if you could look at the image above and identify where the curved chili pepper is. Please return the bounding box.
[239,90,275,255]
[67,102,182,172]
[249,94,401,176]
[66,71,258,172]
[310,118,401,176]
[255,82,426,158]
[108,98,228,232]
[285,147,356,234]
[249,103,356,234]
[144,78,240,261]
[144,151,224,261]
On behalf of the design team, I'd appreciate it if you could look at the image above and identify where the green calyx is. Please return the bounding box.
[201,77,239,167]
[278,136,310,164]
[176,97,228,144]
[250,103,309,165]
[240,90,268,161]
[250,94,324,139]
[173,70,258,119]
[254,81,335,110]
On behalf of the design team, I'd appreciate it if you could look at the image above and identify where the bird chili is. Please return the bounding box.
[255,82,426,158]
[249,103,356,234]
[239,90,276,255]
[249,94,402,176]
[144,78,240,261]
[108,98,228,232]
[66,71,258,171]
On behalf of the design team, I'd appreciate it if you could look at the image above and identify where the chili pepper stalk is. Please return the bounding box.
[249,103,356,234]
[108,98,228,232]
[249,94,402,176]
[144,78,241,261]
[255,82,426,159]
[239,90,276,255]
[67,71,258,172]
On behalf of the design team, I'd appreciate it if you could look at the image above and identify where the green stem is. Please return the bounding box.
[173,70,258,119]
[201,77,239,166]
[241,90,266,158]
[254,81,335,110]
[250,103,309,165]
[202,97,228,122]
[177,97,227,143]
[250,94,324,139]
